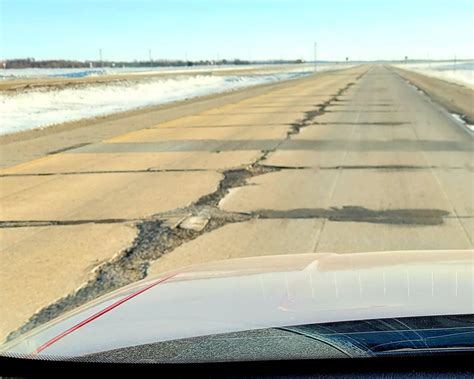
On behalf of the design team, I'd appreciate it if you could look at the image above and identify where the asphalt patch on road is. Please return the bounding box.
[324,110,398,113]
[0,218,136,228]
[329,103,394,106]
[0,168,210,178]
[314,122,409,126]
[47,143,91,155]
[279,139,472,152]
[319,164,466,171]
[254,206,450,225]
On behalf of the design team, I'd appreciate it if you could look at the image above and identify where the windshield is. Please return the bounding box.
[0,0,473,364]
[74,315,474,363]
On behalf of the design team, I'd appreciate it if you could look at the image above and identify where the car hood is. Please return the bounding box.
[2,250,473,357]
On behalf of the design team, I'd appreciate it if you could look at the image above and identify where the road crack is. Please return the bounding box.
[5,75,365,342]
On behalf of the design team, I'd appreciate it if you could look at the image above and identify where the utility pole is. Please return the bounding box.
[99,49,103,68]
[314,42,317,72]
[453,54,457,73]
[149,49,153,67]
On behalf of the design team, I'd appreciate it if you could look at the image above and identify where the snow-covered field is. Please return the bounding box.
[0,64,273,80]
[393,61,474,88]
[0,63,338,80]
[0,64,354,135]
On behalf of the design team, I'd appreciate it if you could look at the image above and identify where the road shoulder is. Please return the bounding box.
[392,67,474,125]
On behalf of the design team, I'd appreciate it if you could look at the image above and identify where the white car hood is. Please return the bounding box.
[2,250,473,357]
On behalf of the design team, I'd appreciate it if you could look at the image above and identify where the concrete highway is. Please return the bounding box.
[1,65,472,342]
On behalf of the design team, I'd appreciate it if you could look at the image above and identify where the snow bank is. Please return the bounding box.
[393,61,474,89]
[0,72,300,135]
[0,64,356,135]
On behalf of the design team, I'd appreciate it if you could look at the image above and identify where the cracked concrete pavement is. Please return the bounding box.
[1,65,473,343]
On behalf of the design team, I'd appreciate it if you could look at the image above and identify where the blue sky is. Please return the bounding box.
[1,0,473,61]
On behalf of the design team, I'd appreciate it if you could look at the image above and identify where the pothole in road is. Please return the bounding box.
[195,165,277,207]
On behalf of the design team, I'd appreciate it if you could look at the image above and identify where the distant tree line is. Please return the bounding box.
[4,58,91,69]
[2,58,305,69]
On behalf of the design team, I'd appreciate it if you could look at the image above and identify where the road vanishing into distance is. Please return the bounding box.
[1,65,473,342]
